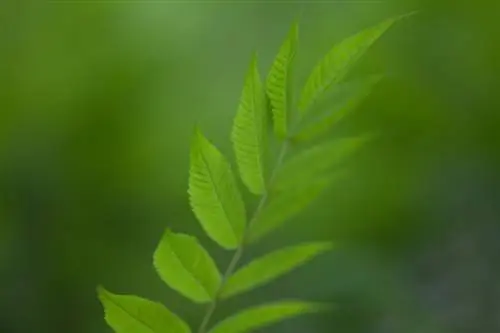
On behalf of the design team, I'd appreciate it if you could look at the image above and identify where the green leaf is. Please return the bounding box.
[247,175,339,243]
[266,22,298,138]
[153,229,221,303]
[189,128,247,249]
[232,54,267,195]
[97,287,191,333]
[221,242,333,299]
[208,301,326,333]
[298,15,402,114]
[273,136,369,189]
[293,75,382,142]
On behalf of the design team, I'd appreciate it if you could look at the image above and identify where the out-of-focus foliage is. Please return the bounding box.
[207,301,325,333]
[298,14,404,114]
[220,242,333,300]
[1,0,500,333]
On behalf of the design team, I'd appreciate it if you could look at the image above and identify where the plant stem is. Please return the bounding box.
[196,140,290,333]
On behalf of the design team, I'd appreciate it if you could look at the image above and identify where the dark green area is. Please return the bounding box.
[1,0,500,333]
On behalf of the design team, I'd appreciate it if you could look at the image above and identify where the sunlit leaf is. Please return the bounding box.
[298,15,405,114]
[293,75,382,142]
[221,242,333,299]
[189,128,246,249]
[153,230,221,303]
[266,21,298,138]
[247,175,340,243]
[232,54,267,195]
[208,301,327,333]
[98,287,191,333]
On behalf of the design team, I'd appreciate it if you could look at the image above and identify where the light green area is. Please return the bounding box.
[189,129,246,249]
[231,55,268,195]
[98,287,191,333]
[153,230,221,303]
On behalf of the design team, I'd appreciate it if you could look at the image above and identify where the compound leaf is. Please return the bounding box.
[266,21,298,138]
[232,54,267,195]
[208,301,326,333]
[98,287,191,333]
[298,15,403,114]
[221,242,333,299]
[189,128,246,249]
[153,230,221,303]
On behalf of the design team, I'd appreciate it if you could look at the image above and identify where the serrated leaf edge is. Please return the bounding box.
[97,286,190,333]
[189,128,244,248]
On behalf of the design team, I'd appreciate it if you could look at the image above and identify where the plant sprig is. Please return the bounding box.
[98,13,414,333]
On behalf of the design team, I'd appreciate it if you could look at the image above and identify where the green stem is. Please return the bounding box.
[196,140,290,333]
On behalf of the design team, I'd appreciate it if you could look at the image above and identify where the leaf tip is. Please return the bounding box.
[161,227,174,237]
[189,124,202,148]
[400,10,420,20]
[312,302,337,313]
[192,124,203,139]
[318,241,335,252]
[355,132,378,146]
[96,285,107,295]
[385,10,419,29]
[191,126,213,156]
[96,285,111,305]
[249,51,259,68]
[369,74,385,85]
[290,20,299,38]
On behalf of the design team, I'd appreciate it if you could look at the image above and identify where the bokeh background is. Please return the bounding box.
[1,0,500,332]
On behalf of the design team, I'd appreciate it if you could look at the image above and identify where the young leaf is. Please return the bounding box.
[189,128,246,250]
[298,15,401,114]
[232,54,267,195]
[220,242,333,299]
[208,301,326,333]
[273,136,369,189]
[153,230,221,303]
[247,175,340,243]
[98,287,191,333]
[293,75,382,142]
[266,22,298,138]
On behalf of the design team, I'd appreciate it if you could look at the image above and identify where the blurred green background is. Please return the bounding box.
[1,0,500,332]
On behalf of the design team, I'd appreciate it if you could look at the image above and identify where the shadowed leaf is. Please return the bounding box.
[298,15,407,114]
[208,301,327,333]
[293,75,382,142]
[221,242,333,298]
